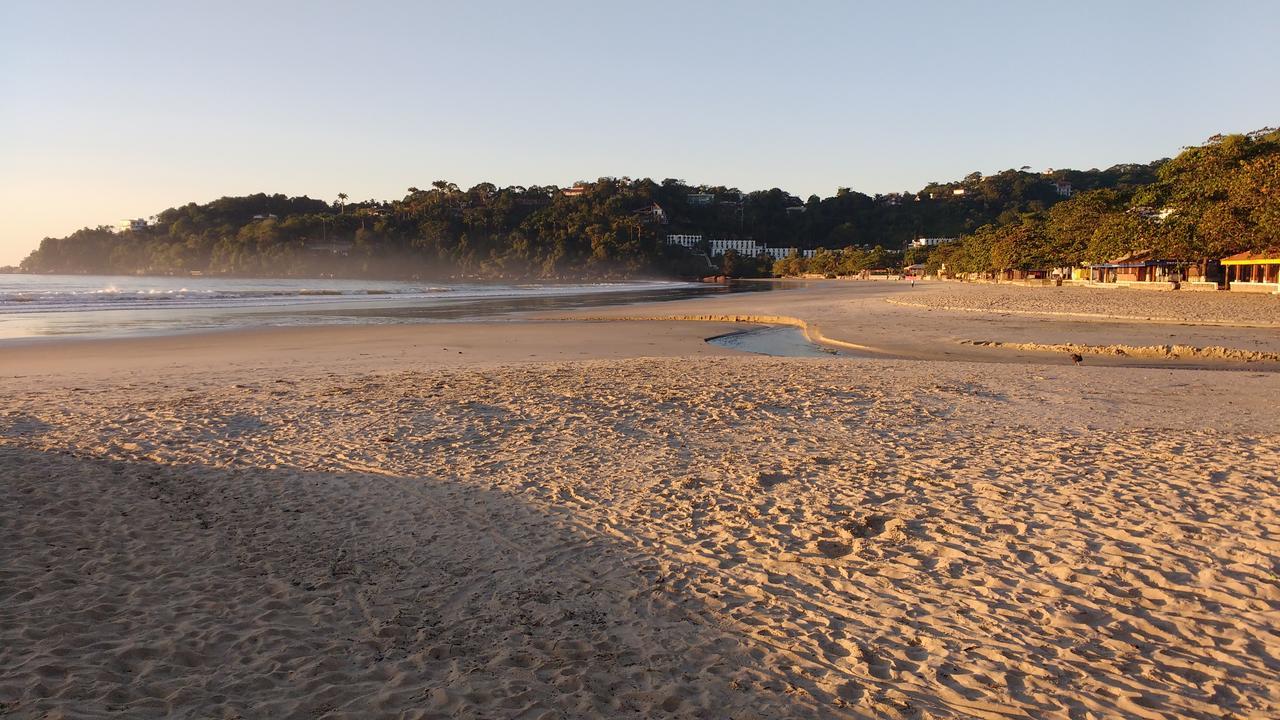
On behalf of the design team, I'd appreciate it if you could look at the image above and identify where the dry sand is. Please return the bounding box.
[888,283,1280,327]
[2,281,1279,719]
[555,280,1280,368]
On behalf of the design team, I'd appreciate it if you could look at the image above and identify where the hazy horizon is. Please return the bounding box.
[3,0,1278,266]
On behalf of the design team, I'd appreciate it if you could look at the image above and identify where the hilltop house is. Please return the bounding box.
[910,237,955,248]
[633,203,668,224]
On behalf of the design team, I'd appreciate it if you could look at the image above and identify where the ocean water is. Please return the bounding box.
[0,274,761,341]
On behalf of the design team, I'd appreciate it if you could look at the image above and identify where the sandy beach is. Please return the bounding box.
[3,280,1278,719]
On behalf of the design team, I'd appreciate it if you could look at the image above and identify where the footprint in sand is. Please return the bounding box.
[849,514,907,541]
[815,539,853,559]
[757,471,789,489]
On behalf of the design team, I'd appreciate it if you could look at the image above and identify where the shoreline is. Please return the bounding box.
[0,320,748,386]
[5,279,1279,372]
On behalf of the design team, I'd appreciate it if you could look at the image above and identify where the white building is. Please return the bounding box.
[1054,181,1073,197]
[910,237,955,248]
[633,203,668,224]
[116,218,148,233]
[665,234,703,248]
[709,238,760,256]
[1130,206,1177,222]
[763,247,796,260]
[687,193,715,206]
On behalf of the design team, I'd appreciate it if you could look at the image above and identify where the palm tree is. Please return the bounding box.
[337,193,348,214]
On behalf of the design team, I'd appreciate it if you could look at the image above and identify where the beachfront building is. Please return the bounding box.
[709,238,760,256]
[669,234,801,261]
[1085,250,1187,285]
[998,268,1051,281]
[1222,252,1280,293]
[665,234,703,249]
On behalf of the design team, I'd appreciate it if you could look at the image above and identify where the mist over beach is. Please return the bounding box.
[3,1,1279,719]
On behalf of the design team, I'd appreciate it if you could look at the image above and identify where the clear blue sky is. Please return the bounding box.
[2,0,1277,265]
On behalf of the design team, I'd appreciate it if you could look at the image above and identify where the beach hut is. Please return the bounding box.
[1221,252,1280,293]
[998,268,1050,281]
[1085,250,1187,286]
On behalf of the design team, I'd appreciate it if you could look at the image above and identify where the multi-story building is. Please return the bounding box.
[687,193,715,206]
[665,234,703,248]
[708,238,759,256]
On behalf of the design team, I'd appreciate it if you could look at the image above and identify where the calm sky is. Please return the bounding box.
[2,0,1277,265]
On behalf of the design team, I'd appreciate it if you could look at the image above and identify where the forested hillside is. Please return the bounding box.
[20,129,1274,279]
[920,128,1279,276]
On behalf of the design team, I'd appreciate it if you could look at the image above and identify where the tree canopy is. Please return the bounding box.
[911,128,1279,276]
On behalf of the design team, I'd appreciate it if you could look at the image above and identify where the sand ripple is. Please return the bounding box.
[3,358,1279,718]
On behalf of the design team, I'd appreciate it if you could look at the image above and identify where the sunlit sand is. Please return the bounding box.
[3,281,1278,718]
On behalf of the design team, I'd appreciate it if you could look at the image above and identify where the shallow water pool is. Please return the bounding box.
[705,325,840,357]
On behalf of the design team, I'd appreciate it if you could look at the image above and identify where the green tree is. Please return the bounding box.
[1044,190,1124,265]
[721,249,740,276]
